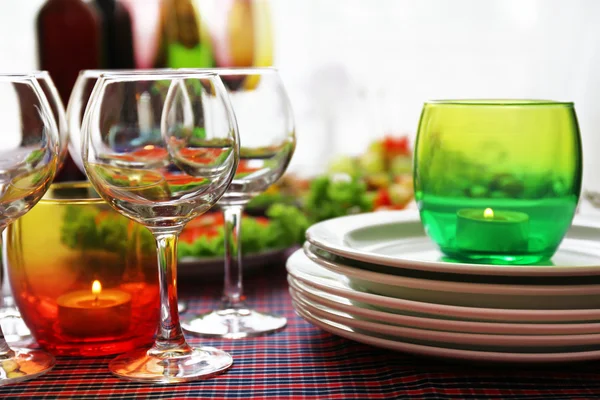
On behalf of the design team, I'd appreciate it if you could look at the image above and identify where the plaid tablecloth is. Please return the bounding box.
[3,259,600,399]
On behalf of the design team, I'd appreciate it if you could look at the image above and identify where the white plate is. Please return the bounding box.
[303,243,600,309]
[286,249,600,322]
[295,304,600,363]
[288,276,600,335]
[306,210,600,277]
[291,289,600,348]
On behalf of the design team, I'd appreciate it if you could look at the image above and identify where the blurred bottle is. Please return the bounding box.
[120,0,163,69]
[93,0,135,69]
[36,0,102,181]
[247,0,274,68]
[157,0,274,69]
[200,0,273,68]
[159,0,215,68]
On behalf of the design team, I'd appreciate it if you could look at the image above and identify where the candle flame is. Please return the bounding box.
[92,280,102,295]
[484,208,494,219]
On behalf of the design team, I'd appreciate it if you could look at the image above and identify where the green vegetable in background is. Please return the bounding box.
[265,204,310,248]
[246,191,295,211]
[178,204,309,258]
[61,206,154,256]
[303,175,373,222]
[328,155,360,178]
[61,202,310,260]
[60,174,371,260]
[25,149,45,165]
[193,127,207,139]
[179,233,224,258]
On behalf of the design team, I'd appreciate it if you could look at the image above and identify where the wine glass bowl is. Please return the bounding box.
[0,73,60,385]
[414,99,582,265]
[66,70,106,174]
[35,72,68,170]
[0,72,67,346]
[83,77,237,229]
[0,77,58,229]
[181,68,295,339]
[81,71,238,383]
[67,69,173,175]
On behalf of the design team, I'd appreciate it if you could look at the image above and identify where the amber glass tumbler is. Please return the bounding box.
[5,182,159,356]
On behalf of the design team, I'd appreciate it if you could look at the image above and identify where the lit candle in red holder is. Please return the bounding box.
[57,280,132,337]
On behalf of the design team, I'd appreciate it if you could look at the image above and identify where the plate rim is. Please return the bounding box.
[295,304,600,363]
[288,275,600,335]
[291,289,600,348]
[303,243,600,296]
[286,249,600,322]
[306,210,600,277]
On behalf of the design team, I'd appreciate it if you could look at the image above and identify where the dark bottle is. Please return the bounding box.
[94,0,135,69]
[36,0,102,181]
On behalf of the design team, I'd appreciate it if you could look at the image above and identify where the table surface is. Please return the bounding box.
[3,260,600,399]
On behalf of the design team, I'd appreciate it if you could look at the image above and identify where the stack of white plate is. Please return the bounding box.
[287,210,600,363]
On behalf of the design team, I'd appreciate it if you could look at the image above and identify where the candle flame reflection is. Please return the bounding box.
[92,280,102,295]
[92,280,102,305]
[484,208,494,219]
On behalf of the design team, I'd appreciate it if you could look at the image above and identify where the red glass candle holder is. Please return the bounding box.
[5,182,159,356]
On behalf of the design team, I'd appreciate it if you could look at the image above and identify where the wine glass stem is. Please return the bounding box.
[0,229,12,309]
[151,231,189,353]
[0,329,14,359]
[0,227,13,359]
[221,205,244,309]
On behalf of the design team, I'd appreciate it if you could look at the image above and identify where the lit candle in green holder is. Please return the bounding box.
[414,100,581,264]
[456,208,529,253]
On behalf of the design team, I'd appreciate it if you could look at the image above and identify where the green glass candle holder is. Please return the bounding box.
[414,100,582,265]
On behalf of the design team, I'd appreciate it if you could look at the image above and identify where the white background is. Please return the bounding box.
[2,0,600,190]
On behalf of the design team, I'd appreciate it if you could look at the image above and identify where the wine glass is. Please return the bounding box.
[67,70,170,173]
[0,71,67,344]
[36,71,69,169]
[81,71,239,382]
[0,73,59,385]
[67,70,112,175]
[65,69,193,314]
[180,68,295,339]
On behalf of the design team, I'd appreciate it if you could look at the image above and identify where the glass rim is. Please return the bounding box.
[425,99,574,107]
[178,67,279,75]
[78,68,279,81]
[2,71,53,80]
[41,181,104,205]
[96,71,220,83]
[0,73,37,82]
[29,70,51,78]
[79,68,176,78]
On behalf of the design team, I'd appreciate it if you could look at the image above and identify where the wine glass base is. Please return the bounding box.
[109,346,233,383]
[0,309,32,343]
[0,349,55,386]
[182,308,287,339]
[177,300,188,314]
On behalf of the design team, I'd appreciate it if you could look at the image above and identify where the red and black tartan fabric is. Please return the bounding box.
[3,261,600,399]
